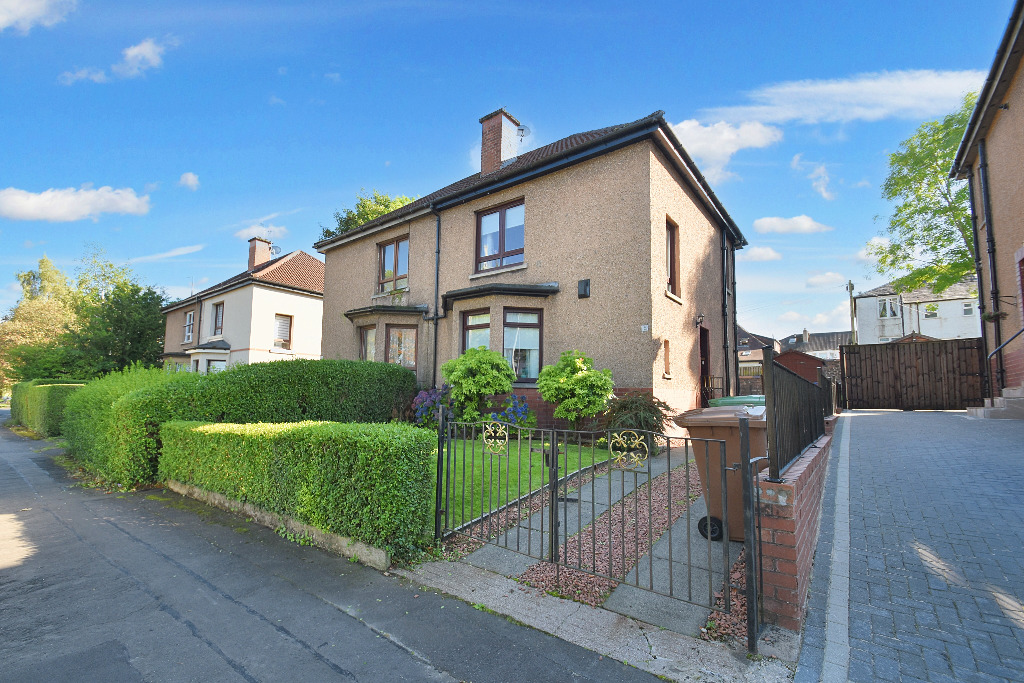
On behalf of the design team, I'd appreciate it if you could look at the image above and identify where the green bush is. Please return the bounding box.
[159,420,436,560]
[537,350,614,430]
[103,359,417,488]
[62,365,189,480]
[602,391,672,433]
[440,347,516,422]
[10,379,85,436]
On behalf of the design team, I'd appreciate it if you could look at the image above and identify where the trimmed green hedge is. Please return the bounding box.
[10,380,85,436]
[66,359,417,488]
[62,366,191,480]
[159,420,436,560]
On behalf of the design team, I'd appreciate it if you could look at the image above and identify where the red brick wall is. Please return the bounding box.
[756,432,832,631]
[775,352,824,384]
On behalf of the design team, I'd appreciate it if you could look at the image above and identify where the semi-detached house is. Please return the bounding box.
[314,110,748,424]
[161,238,325,373]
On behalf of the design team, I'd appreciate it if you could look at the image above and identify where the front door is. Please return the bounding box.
[699,326,711,407]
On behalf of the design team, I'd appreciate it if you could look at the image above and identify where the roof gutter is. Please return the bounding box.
[951,0,1024,178]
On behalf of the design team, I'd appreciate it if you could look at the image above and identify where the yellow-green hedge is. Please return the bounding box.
[159,420,436,560]
[10,380,85,436]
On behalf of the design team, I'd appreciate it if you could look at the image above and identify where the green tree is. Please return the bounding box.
[868,92,978,293]
[70,280,166,374]
[321,189,416,240]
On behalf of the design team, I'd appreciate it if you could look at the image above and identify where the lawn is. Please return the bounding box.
[437,428,614,533]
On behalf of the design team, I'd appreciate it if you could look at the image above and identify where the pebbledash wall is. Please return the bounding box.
[755,417,835,631]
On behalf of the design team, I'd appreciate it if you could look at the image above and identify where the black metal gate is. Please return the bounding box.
[434,417,765,652]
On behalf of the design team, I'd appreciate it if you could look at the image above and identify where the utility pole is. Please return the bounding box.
[846,280,857,344]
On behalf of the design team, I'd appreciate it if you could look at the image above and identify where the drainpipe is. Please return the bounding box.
[978,139,1005,390]
[730,242,739,396]
[967,168,992,398]
[429,205,444,389]
[720,229,732,398]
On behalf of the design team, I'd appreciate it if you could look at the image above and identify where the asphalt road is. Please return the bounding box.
[0,410,656,683]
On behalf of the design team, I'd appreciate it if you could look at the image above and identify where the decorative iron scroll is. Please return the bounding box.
[482,421,508,454]
[610,430,649,470]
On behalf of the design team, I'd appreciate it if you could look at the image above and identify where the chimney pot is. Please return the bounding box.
[248,237,272,271]
[803,328,810,343]
[479,108,521,175]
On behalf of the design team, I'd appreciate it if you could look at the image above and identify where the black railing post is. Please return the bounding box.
[434,405,446,540]
[739,417,760,654]
[762,347,781,481]
[547,429,560,562]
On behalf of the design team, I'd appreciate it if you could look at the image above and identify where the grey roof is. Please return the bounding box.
[195,340,231,350]
[313,111,746,251]
[779,330,853,354]
[856,277,978,304]
[736,325,774,351]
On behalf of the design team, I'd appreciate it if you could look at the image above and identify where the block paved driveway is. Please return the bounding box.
[798,410,1024,682]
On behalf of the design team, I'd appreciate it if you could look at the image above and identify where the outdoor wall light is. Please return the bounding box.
[695,313,705,327]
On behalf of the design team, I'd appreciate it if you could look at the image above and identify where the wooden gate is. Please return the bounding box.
[840,339,985,410]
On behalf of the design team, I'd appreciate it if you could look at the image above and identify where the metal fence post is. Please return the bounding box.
[739,417,760,654]
[434,405,445,540]
[762,347,781,481]
[547,429,560,562]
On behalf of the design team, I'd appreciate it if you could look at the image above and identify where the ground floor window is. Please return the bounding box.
[386,325,417,370]
[360,326,376,361]
[207,359,226,373]
[503,308,541,381]
[462,309,490,351]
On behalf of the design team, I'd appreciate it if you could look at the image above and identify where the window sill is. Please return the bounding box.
[181,340,193,346]
[469,263,528,280]
[511,380,538,388]
[372,289,409,300]
[209,335,224,341]
[269,347,293,354]
[664,290,683,305]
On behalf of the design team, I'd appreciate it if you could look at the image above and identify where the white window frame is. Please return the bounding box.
[963,302,974,316]
[924,303,938,319]
[274,314,292,350]
[212,302,224,336]
[878,296,900,319]
[183,311,194,343]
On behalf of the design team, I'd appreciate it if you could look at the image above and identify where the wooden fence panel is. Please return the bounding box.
[840,339,985,410]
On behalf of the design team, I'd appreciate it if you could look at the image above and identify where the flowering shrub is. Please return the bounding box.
[440,347,516,423]
[537,350,613,430]
[489,394,536,427]
[412,384,452,430]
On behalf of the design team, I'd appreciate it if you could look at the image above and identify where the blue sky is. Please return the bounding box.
[0,0,1013,339]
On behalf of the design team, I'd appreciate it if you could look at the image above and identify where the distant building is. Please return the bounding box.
[779,329,853,361]
[853,278,981,345]
[736,325,779,394]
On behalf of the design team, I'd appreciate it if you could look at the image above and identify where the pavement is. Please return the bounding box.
[795,410,1024,683]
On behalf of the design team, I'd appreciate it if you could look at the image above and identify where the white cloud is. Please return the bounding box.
[752,215,834,234]
[325,72,341,83]
[703,70,985,125]
[277,66,287,75]
[111,37,176,78]
[0,0,76,33]
[234,223,288,241]
[178,172,199,191]
[269,95,285,106]
[0,185,150,222]
[23,239,45,248]
[130,244,204,263]
[737,246,782,262]
[672,119,782,183]
[806,272,846,288]
[812,302,852,329]
[58,67,108,85]
[856,236,889,263]
[808,165,835,200]
[779,311,805,323]
[852,179,871,188]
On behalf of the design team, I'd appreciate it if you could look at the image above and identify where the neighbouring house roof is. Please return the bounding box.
[779,330,853,355]
[162,251,325,313]
[736,325,775,351]
[313,111,747,252]
[195,340,231,350]
[951,0,1024,178]
[892,332,941,343]
[855,276,979,304]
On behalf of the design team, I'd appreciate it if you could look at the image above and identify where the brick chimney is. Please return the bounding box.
[248,236,272,271]
[479,109,521,175]
[802,328,810,343]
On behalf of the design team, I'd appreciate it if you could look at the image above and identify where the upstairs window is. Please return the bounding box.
[379,237,409,293]
[274,314,292,349]
[212,302,224,335]
[183,311,194,343]
[963,302,974,316]
[666,219,679,296]
[924,303,939,319]
[477,201,524,272]
[878,296,900,318]
[503,308,541,381]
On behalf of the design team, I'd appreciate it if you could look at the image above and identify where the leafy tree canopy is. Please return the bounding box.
[868,92,977,294]
[321,189,416,240]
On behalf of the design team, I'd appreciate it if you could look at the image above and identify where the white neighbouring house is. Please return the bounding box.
[160,237,325,373]
[854,278,982,345]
